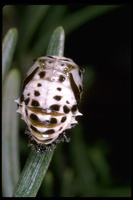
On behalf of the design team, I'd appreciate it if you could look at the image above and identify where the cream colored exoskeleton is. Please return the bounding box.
[15,56,84,152]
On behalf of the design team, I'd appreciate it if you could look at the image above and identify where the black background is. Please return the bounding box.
[65,5,131,185]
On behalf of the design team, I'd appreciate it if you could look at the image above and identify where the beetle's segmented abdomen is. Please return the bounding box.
[15,55,83,152]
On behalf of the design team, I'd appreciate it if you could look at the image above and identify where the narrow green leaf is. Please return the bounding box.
[2,69,21,197]
[69,125,97,195]
[46,26,65,56]
[18,5,50,55]
[62,5,122,34]
[60,168,74,197]
[88,147,111,185]
[2,28,18,81]
[41,171,54,197]
[13,26,65,197]
[32,6,67,56]
[13,150,54,197]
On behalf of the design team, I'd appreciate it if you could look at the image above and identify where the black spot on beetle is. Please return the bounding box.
[30,113,39,121]
[70,73,80,103]
[50,104,60,112]
[61,116,67,123]
[30,125,40,133]
[39,71,46,78]
[25,98,30,105]
[25,109,28,116]
[57,87,62,91]
[31,100,40,107]
[50,118,57,124]
[59,75,65,82]
[43,129,55,135]
[63,105,70,114]
[37,83,42,87]
[22,66,39,92]
[66,100,70,104]
[20,94,24,102]
[58,127,63,131]
[71,105,77,113]
[34,90,40,96]
[53,95,62,101]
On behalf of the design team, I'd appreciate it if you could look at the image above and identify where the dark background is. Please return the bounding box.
[64,5,131,186]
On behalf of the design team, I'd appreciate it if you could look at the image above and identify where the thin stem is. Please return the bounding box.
[13,26,65,197]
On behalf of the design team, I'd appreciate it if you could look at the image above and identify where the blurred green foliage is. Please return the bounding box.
[2,5,131,197]
[2,28,20,197]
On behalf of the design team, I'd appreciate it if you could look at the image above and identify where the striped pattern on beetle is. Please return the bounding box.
[15,55,84,152]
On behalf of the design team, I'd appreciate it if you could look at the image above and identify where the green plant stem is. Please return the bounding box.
[18,5,50,55]
[13,150,54,197]
[62,5,121,34]
[13,26,65,197]
[46,26,65,56]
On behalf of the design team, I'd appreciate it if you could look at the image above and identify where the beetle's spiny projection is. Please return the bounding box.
[15,55,84,153]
